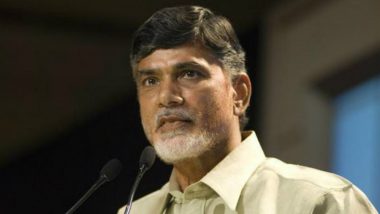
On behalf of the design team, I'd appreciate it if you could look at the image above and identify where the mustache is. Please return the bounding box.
[155,108,194,128]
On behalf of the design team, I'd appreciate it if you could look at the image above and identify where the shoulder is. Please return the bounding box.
[117,183,170,214]
[257,157,352,190]
[245,158,377,213]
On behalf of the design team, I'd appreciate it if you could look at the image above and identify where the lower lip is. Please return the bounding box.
[159,121,190,132]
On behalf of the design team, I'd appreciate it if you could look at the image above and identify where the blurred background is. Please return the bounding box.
[1,0,379,213]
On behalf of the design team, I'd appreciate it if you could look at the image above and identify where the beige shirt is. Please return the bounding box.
[118,131,378,214]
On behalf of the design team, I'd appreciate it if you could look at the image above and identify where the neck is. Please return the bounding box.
[172,131,241,191]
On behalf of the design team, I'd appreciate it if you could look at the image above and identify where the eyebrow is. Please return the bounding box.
[135,61,207,79]
[135,68,157,80]
[175,61,207,71]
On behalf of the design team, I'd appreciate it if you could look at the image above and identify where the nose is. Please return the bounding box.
[158,79,184,107]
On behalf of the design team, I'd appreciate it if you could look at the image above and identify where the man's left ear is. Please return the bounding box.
[232,73,252,116]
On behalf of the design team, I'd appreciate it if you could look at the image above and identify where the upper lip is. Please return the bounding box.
[157,115,190,129]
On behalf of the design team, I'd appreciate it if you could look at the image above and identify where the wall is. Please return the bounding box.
[262,0,380,169]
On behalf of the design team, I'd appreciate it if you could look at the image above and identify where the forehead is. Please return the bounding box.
[135,43,221,73]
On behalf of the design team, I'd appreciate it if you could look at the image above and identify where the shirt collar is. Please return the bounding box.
[201,131,266,210]
[167,131,266,210]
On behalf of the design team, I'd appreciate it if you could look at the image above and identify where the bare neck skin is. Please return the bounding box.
[173,129,242,191]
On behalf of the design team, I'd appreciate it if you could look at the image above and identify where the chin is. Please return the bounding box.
[153,132,216,164]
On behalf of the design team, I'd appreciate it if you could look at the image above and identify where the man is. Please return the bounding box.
[119,5,377,214]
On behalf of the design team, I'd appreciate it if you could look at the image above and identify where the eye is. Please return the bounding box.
[142,77,159,86]
[181,70,201,79]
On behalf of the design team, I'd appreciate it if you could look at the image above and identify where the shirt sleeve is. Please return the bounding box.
[312,185,378,214]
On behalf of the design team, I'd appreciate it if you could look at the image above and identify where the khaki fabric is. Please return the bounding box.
[118,131,378,214]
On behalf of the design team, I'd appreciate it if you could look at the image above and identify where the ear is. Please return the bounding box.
[232,73,252,116]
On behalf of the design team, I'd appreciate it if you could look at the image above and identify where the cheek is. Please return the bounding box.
[138,91,155,117]
[192,87,234,123]
[138,97,156,133]
[139,106,149,126]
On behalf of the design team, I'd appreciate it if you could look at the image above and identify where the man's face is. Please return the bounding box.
[135,43,238,163]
